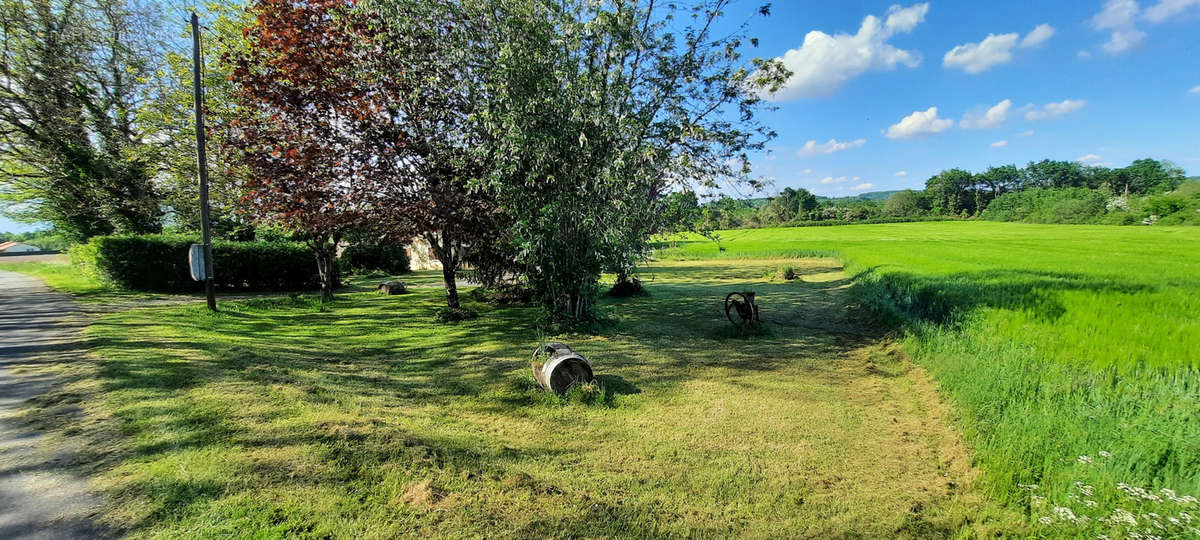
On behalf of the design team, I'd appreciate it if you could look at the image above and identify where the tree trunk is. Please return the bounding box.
[311,234,339,302]
[425,232,461,309]
[442,264,460,309]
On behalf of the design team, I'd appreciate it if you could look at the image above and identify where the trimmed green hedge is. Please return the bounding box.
[71,235,320,292]
[339,241,410,275]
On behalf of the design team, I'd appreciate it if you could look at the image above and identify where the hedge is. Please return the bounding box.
[339,241,410,275]
[71,234,321,292]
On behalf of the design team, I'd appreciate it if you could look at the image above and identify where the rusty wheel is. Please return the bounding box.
[724,291,759,328]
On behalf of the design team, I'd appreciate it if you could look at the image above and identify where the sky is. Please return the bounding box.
[4,0,1199,232]
[739,0,1200,197]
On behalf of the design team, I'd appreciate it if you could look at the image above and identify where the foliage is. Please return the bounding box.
[881,190,931,217]
[0,228,72,251]
[144,0,256,238]
[72,234,319,292]
[0,0,171,240]
[980,188,1108,224]
[659,222,1200,528]
[475,0,788,322]
[340,241,411,275]
[434,306,479,323]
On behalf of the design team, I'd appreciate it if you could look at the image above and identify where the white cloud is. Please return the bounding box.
[851,183,876,191]
[943,24,1054,74]
[1078,50,1093,59]
[1021,24,1056,47]
[796,138,867,156]
[943,33,1020,73]
[1025,99,1087,121]
[1090,0,1146,54]
[802,169,813,174]
[960,99,1013,129]
[1077,154,1103,163]
[1019,130,1035,137]
[1144,0,1200,22]
[991,140,1008,147]
[763,3,928,100]
[819,176,851,184]
[884,107,953,139]
[894,170,908,177]
[1190,85,1200,95]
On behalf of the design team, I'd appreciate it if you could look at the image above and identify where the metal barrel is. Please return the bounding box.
[532,342,594,393]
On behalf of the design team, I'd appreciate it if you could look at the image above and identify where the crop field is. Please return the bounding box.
[661,221,1200,525]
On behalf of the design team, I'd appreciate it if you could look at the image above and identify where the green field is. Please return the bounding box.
[661,221,1200,530]
[10,220,1200,538]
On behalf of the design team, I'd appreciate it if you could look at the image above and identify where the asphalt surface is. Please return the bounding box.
[0,270,107,539]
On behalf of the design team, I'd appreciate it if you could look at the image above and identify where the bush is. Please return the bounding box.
[981,188,1107,224]
[73,234,320,292]
[339,241,410,275]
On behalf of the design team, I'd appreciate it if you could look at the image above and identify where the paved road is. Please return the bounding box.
[0,271,107,539]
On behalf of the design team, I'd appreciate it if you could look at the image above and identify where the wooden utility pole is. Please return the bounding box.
[191,12,216,311]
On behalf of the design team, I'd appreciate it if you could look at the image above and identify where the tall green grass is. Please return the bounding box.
[659,222,1200,530]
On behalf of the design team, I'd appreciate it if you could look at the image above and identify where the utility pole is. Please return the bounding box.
[191,12,216,311]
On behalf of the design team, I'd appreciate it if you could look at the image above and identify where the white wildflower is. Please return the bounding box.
[1038,516,1054,525]
[1084,499,1099,508]
[1099,450,1113,458]
[1078,455,1094,464]
[1055,506,1080,524]
[1075,481,1095,497]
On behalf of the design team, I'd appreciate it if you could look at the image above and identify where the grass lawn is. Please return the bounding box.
[0,259,112,296]
[29,258,1019,538]
[660,221,1200,533]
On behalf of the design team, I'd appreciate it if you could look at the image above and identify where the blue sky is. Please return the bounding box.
[741,0,1200,197]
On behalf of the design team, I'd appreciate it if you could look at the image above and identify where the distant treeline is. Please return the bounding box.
[694,158,1197,229]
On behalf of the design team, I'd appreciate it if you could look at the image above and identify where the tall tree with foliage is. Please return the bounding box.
[477,0,788,322]
[0,0,170,240]
[226,0,376,300]
[142,0,255,239]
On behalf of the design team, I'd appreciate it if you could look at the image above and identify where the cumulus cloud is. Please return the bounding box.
[802,169,813,175]
[960,99,1013,129]
[851,183,876,191]
[1077,153,1103,163]
[1190,85,1200,95]
[1019,130,1035,137]
[763,3,929,100]
[1144,0,1200,23]
[991,140,1008,147]
[819,176,853,184]
[894,170,908,177]
[943,24,1054,74]
[797,138,867,156]
[884,107,953,139]
[1021,24,1056,47]
[1025,99,1087,121]
[1089,0,1146,54]
[943,33,1020,73]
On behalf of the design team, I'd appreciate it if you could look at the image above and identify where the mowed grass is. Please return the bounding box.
[0,259,111,296]
[659,222,1200,528]
[33,259,1020,538]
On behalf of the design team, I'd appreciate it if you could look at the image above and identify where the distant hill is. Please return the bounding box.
[815,190,903,203]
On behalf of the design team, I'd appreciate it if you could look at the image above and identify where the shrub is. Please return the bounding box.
[776,265,797,280]
[607,278,644,297]
[981,188,1107,224]
[340,241,410,275]
[73,234,320,292]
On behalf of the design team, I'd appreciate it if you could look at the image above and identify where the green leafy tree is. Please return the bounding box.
[476,0,787,321]
[925,169,976,215]
[0,0,171,240]
[882,189,930,217]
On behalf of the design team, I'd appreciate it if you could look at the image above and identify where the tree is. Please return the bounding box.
[143,0,255,239]
[229,0,502,308]
[925,169,976,215]
[1024,160,1087,190]
[476,0,787,321]
[0,0,170,240]
[1119,159,1186,194]
[226,0,374,300]
[882,190,930,217]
